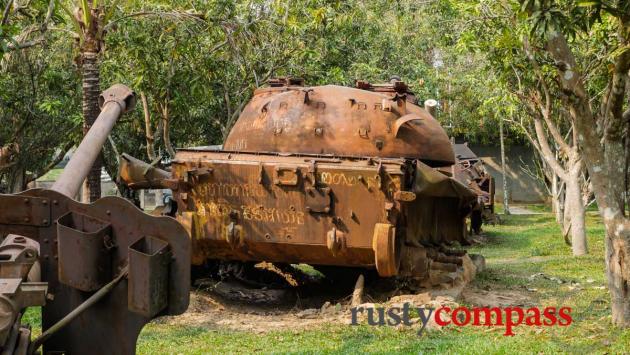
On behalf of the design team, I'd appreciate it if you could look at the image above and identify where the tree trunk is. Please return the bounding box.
[565,167,587,256]
[141,92,157,161]
[7,166,25,193]
[80,50,102,202]
[541,22,630,327]
[162,103,176,158]
[552,174,565,224]
[499,118,510,214]
[605,226,630,327]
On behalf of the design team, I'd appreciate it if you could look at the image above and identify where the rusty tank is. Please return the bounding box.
[121,78,479,285]
[453,143,497,234]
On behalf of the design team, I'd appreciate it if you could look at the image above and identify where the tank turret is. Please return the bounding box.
[224,79,455,167]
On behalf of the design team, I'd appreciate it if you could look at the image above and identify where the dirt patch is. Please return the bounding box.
[156,281,482,334]
[156,291,348,333]
[460,287,534,307]
[155,257,498,334]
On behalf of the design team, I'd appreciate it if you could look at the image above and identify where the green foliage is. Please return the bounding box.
[0,34,81,190]
[3,0,530,187]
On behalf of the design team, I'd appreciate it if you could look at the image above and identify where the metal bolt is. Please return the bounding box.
[23,198,29,204]
[106,210,111,215]
[42,219,48,224]
[23,217,30,222]
[42,200,48,205]
[315,127,323,136]
[265,234,271,240]
[53,200,58,205]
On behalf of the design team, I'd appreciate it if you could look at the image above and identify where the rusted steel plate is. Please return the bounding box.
[0,195,51,227]
[128,236,171,318]
[56,211,113,292]
[173,151,396,268]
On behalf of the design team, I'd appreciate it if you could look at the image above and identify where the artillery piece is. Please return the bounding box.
[121,78,481,287]
[0,85,190,354]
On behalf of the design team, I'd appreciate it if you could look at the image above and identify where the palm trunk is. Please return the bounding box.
[80,50,102,202]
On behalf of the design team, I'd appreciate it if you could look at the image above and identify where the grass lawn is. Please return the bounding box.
[136,209,630,354]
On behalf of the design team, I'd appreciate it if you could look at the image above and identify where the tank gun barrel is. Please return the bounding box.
[118,153,171,190]
[51,84,136,198]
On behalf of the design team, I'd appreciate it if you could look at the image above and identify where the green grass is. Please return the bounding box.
[37,168,63,182]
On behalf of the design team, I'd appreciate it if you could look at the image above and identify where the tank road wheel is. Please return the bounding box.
[372,223,400,277]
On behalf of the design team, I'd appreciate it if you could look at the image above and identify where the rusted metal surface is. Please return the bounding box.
[453,143,496,233]
[0,196,50,228]
[119,154,171,190]
[128,236,171,318]
[0,235,40,279]
[56,211,113,292]
[0,235,47,350]
[0,84,190,354]
[223,80,455,166]
[166,147,474,278]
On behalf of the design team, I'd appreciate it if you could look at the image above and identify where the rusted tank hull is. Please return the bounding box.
[172,149,475,277]
[453,143,497,232]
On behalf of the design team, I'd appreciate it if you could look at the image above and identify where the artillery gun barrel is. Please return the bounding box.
[52,84,135,198]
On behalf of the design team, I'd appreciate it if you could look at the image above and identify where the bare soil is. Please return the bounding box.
[156,279,534,334]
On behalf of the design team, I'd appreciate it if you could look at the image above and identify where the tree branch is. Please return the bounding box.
[545,30,588,99]
[103,11,206,31]
[6,37,45,50]
[523,36,572,153]
[1,0,13,26]
[533,117,568,180]
[602,45,630,139]
[140,92,156,161]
